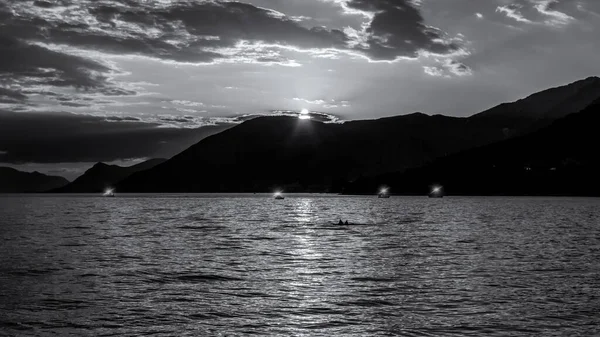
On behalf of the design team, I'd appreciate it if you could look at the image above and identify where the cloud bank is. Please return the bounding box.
[0,0,468,103]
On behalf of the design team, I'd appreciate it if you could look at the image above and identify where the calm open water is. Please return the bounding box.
[0,195,599,336]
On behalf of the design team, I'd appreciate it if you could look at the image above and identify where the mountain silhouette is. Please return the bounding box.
[118,77,600,192]
[469,76,600,135]
[51,158,166,193]
[117,113,518,192]
[116,77,600,193]
[0,167,69,193]
[40,76,597,194]
[346,98,600,196]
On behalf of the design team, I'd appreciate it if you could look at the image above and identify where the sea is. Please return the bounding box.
[0,194,599,336]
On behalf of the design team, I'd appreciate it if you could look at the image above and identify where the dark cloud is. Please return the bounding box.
[0,0,345,104]
[0,32,135,103]
[1,0,347,63]
[0,87,27,103]
[100,88,137,96]
[0,35,108,88]
[1,0,459,64]
[32,1,54,8]
[0,110,233,163]
[104,116,141,122]
[59,101,90,107]
[160,117,196,123]
[0,0,466,114]
[345,0,460,59]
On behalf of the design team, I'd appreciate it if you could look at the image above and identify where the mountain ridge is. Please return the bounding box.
[117,111,521,193]
[471,76,600,121]
[7,76,594,194]
[0,167,69,193]
[344,97,600,196]
[116,76,600,193]
[51,158,166,193]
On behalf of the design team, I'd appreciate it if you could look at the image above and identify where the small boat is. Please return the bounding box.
[103,188,115,197]
[428,186,444,198]
[378,188,390,198]
[274,192,285,200]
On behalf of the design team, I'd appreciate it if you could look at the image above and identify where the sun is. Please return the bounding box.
[299,108,311,120]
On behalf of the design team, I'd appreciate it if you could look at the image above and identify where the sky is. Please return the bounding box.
[1,0,600,179]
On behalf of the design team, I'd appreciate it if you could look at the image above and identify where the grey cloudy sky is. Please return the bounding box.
[1,0,599,177]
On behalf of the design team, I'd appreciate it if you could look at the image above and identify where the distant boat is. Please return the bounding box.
[429,186,444,198]
[274,192,285,200]
[378,188,390,198]
[103,188,115,197]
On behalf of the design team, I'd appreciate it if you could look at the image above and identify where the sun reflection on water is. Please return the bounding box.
[293,198,314,224]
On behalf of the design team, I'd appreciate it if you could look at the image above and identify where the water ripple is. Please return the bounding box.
[0,195,599,336]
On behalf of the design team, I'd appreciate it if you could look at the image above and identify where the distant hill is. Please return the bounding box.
[345,98,600,196]
[52,158,166,193]
[0,167,69,193]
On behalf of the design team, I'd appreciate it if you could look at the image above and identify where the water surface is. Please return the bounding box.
[1,195,599,336]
